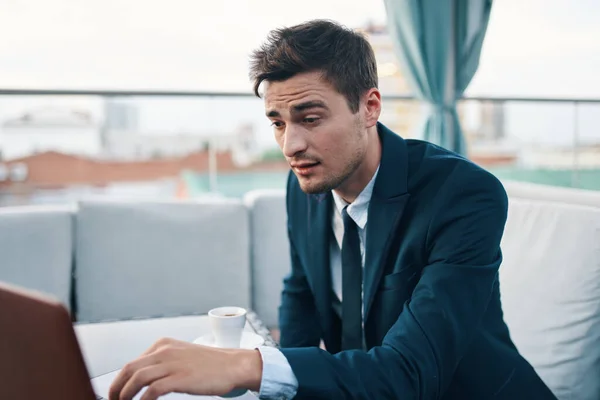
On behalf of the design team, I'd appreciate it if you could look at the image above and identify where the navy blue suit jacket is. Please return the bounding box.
[278,123,556,399]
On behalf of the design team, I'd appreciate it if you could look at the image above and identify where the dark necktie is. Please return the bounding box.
[341,206,363,350]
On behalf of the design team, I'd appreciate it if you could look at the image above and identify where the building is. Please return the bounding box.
[103,124,260,167]
[103,99,139,131]
[358,23,422,138]
[0,107,102,160]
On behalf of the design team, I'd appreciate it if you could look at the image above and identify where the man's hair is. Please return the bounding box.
[249,19,378,113]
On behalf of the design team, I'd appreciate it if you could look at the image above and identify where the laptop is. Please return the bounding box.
[0,282,100,400]
[0,282,257,400]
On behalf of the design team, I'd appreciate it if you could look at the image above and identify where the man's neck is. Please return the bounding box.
[334,127,381,204]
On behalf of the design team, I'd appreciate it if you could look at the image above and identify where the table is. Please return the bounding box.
[74,311,276,379]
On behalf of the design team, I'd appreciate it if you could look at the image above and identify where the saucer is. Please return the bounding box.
[193,331,265,349]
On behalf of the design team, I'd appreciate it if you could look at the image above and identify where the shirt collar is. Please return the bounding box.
[331,165,380,230]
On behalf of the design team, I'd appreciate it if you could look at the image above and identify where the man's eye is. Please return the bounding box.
[271,121,285,128]
[303,117,319,124]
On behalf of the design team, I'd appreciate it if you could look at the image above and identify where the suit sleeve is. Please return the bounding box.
[279,168,509,399]
[278,173,322,348]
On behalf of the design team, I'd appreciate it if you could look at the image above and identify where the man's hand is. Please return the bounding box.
[108,337,263,400]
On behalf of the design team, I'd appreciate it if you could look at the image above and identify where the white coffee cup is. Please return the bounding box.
[208,306,247,348]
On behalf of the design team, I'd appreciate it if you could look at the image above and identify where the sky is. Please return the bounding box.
[469,0,600,98]
[0,0,388,91]
[0,0,599,151]
[0,0,598,97]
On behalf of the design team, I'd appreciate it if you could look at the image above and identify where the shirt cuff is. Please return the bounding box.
[256,346,298,400]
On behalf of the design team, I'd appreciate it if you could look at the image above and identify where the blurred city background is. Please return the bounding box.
[0,0,599,206]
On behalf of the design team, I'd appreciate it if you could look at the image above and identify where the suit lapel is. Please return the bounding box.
[302,123,410,345]
[363,123,411,322]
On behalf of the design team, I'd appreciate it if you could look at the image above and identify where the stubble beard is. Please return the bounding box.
[297,121,366,194]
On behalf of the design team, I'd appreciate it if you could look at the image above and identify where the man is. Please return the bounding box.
[109,20,557,400]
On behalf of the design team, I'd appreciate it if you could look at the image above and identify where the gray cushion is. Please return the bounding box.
[500,198,600,400]
[75,199,250,322]
[244,190,290,328]
[0,206,74,310]
[502,179,600,209]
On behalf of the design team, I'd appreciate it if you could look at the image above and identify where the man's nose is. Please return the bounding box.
[282,126,308,158]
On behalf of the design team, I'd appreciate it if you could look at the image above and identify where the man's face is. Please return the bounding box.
[264,71,368,194]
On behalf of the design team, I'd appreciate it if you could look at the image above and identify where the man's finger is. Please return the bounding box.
[118,364,172,400]
[139,375,180,400]
[108,353,160,400]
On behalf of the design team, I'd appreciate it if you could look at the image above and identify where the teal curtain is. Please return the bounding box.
[383,0,493,155]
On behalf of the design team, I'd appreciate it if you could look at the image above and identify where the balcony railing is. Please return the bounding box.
[0,89,599,207]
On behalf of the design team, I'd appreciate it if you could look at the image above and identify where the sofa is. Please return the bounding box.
[1,181,599,400]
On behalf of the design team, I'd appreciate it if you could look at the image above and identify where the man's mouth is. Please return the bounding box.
[291,161,320,176]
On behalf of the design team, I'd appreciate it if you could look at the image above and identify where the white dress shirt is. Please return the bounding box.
[257,167,379,400]
[329,167,378,316]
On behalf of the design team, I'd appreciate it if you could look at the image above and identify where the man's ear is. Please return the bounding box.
[363,88,382,128]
